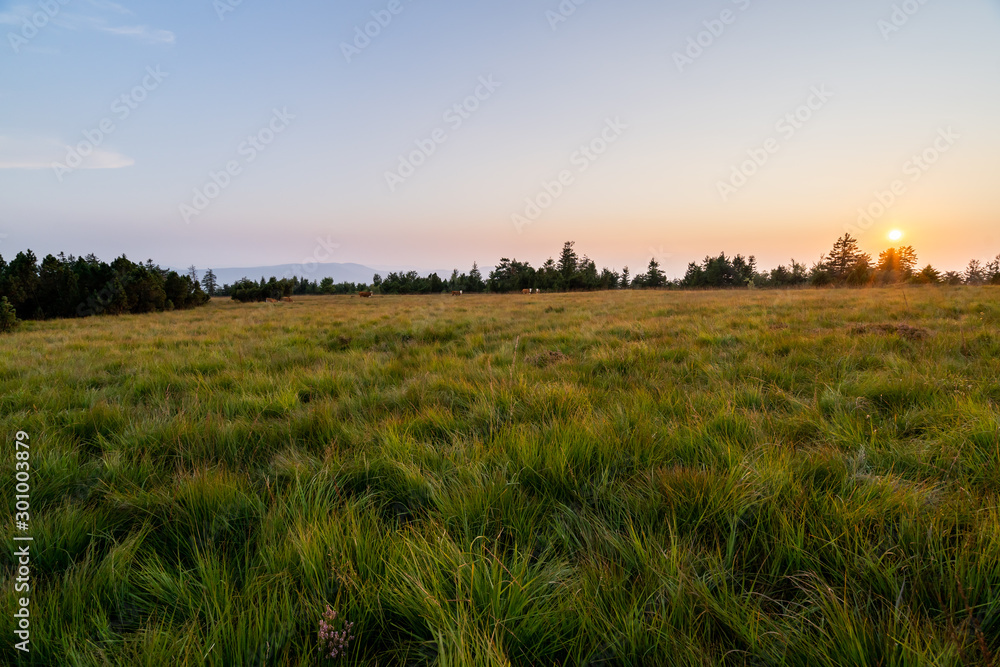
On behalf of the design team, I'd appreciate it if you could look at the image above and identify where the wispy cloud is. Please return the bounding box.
[86,0,134,15]
[0,136,134,171]
[92,23,174,44]
[0,1,174,45]
[0,5,32,26]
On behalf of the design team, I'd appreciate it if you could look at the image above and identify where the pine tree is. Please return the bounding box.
[0,297,18,333]
[965,260,986,285]
[6,250,40,319]
[468,262,486,293]
[558,242,578,280]
[201,269,218,296]
[878,246,918,279]
[914,265,941,284]
[824,234,868,281]
[644,257,665,288]
[986,256,1000,285]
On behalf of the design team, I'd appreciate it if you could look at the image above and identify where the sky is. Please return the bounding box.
[1,0,998,277]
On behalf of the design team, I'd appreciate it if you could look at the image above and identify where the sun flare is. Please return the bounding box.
[889,230,904,242]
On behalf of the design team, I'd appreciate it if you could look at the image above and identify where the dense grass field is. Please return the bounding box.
[2,288,1000,666]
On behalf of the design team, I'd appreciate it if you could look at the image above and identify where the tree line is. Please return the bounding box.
[0,251,209,332]
[236,238,992,296]
[219,275,372,302]
[369,244,623,295]
[802,235,1000,287]
[3,235,995,333]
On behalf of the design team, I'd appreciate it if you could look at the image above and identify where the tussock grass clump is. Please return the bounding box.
[2,287,1000,664]
[528,350,569,368]
[851,322,930,341]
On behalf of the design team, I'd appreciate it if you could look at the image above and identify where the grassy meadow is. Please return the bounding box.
[2,287,1000,666]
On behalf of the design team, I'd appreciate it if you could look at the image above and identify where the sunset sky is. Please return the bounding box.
[1,0,998,277]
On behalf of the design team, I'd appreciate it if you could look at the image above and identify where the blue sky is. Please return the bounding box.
[1,0,998,276]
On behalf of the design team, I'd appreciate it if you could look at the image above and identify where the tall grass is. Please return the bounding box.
[2,287,999,664]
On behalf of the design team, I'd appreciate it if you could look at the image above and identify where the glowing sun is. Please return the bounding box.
[889,230,904,242]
